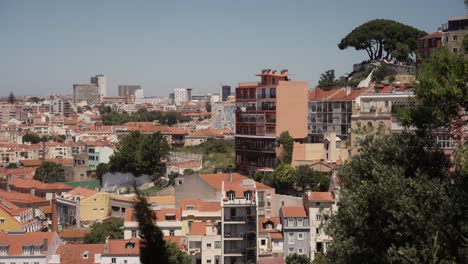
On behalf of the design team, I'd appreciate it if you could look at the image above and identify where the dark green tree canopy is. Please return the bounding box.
[108,131,170,177]
[279,131,294,164]
[33,161,65,183]
[286,253,310,264]
[338,19,426,62]
[84,218,123,244]
[318,69,346,90]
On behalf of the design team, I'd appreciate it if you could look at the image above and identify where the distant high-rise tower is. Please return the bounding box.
[221,85,231,102]
[174,88,192,104]
[90,74,107,101]
[118,85,142,97]
[73,74,106,105]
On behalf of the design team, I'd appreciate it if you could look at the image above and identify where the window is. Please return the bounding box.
[214,241,221,248]
[385,101,389,107]
[316,228,320,235]
[316,242,323,253]
[207,260,212,264]
[83,252,89,259]
[169,230,175,236]
[298,248,304,254]
[316,202,320,207]
[298,233,304,240]
[297,218,303,227]
[186,205,194,210]
[453,48,458,53]
[281,201,285,206]
[205,242,211,248]
[272,78,276,85]
[0,218,4,224]
[227,191,235,201]
[289,248,295,254]
[288,233,295,244]
[261,239,266,246]
[244,191,252,201]
[288,218,295,227]
[165,214,176,221]
[453,35,458,41]
[316,214,321,221]
[112,258,116,264]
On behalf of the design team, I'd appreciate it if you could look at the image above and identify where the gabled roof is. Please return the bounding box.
[10,177,73,191]
[56,243,105,264]
[103,239,139,256]
[309,192,335,202]
[0,189,47,204]
[200,173,273,191]
[0,231,57,255]
[67,187,98,199]
[258,217,281,234]
[281,206,307,218]
[181,199,220,212]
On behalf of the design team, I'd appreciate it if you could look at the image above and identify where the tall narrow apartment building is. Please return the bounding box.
[221,177,258,264]
[235,69,308,174]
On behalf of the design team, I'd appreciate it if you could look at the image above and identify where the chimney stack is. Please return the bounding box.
[229,172,233,182]
[51,198,58,232]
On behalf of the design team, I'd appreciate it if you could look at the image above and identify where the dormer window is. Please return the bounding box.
[125,242,135,249]
[186,205,195,210]
[82,251,89,259]
[227,191,235,201]
[244,190,252,201]
[0,245,8,256]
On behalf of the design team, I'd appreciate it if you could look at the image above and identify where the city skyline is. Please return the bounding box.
[1,0,465,96]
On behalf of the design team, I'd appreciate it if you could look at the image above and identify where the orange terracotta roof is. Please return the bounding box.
[189,222,206,235]
[2,167,36,178]
[419,31,442,40]
[19,159,42,167]
[104,239,140,256]
[154,208,181,222]
[56,243,105,264]
[0,189,47,204]
[309,192,335,202]
[200,173,273,191]
[181,199,220,212]
[10,177,73,191]
[258,217,281,234]
[0,197,28,216]
[281,206,307,218]
[67,187,98,199]
[0,231,57,255]
[59,228,90,239]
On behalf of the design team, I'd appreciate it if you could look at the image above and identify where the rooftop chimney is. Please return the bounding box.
[229,172,233,182]
[51,198,58,232]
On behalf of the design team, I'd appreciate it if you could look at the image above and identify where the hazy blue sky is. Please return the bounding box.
[1,0,466,97]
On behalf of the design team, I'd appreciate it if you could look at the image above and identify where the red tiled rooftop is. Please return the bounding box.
[10,177,73,191]
[67,187,98,199]
[59,228,91,239]
[181,199,220,212]
[0,232,57,255]
[309,192,335,202]
[281,206,307,218]
[56,243,105,264]
[200,173,273,191]
[419,31,442,40]
[104,239,139,256]
[0,189,47,204]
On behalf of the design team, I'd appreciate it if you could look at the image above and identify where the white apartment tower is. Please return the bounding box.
[174,88,192,104]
